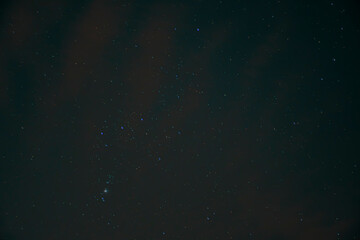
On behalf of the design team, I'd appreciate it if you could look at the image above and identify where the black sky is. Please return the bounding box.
[1,0,359,239]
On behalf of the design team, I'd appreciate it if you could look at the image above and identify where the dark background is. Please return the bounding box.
[1,0,359,239]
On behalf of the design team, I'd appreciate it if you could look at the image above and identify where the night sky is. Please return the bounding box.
[1,0,359,239]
